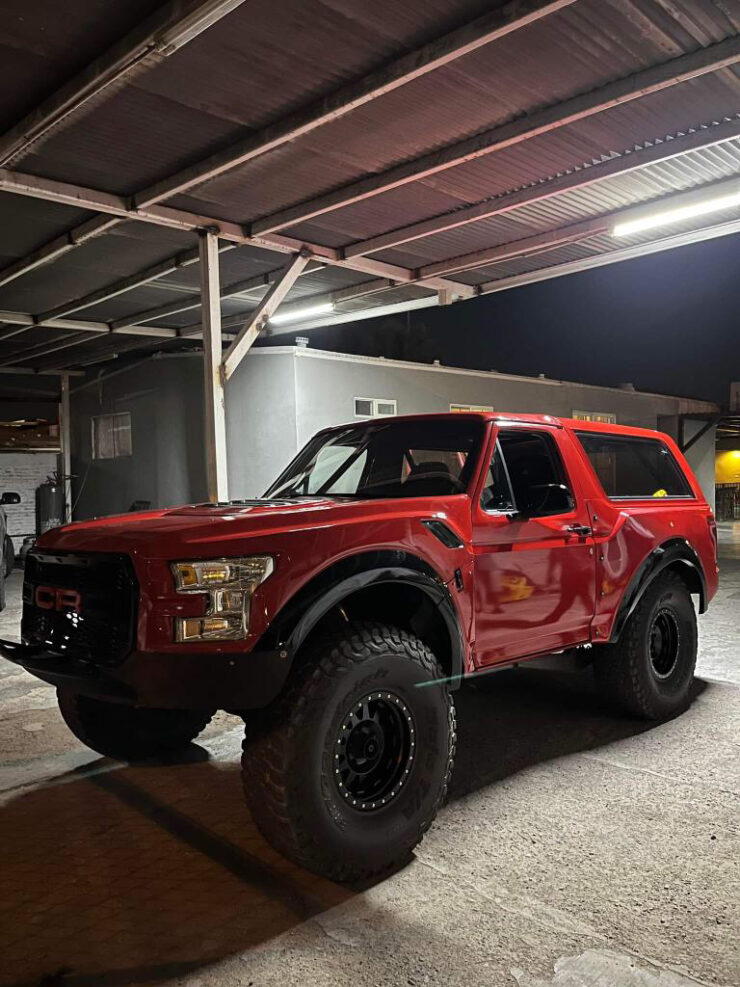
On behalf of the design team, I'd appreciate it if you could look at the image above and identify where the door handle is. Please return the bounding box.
[564,524,592,537]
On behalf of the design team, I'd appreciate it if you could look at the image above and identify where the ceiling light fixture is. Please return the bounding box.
[269,302,335,326]
[613,185,740,237]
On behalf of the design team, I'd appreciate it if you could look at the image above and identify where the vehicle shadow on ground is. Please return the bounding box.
[450,667,707,798]
[0,670,707,987]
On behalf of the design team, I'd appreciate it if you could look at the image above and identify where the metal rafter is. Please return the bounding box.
[0,215,118,289]
[419,217,609,278]
[251,38,740,235]
[476,215,740,294]
[222,253,311,380]
[0,309,173,337]
[133,0,576,207]
[36,242,240,324]
[0,0,249,167]
[344,117,740,258]
[0,168,475,297]
[109,259,325,330]
[0,366,83,377]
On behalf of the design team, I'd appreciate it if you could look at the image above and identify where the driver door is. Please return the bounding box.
[472,426,596,666]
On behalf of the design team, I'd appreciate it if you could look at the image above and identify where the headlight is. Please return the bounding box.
[171,556,273,642]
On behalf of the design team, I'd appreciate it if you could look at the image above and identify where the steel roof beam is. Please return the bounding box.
[0,309,177,338]
[0,214,117,289]
[345,116,740,258]
[419,217,609,278]
[0,331,103,369]
[109,259,325,330]
[222,253,310,380]
[0,365,83,377]
[36,242,238,322]
[182,276,424,336]
[133,0,576,208]
[476,215,740,294]
[418,176,740,279]
[0,168,474,298]
[252,37,740,235]
[0,0,249,167]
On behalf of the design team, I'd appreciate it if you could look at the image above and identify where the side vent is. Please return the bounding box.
[421,519,463,549]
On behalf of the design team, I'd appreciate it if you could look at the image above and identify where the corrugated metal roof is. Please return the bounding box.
[0,0,737,375]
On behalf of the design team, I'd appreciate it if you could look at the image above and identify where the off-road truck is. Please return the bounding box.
[0,414,718,880]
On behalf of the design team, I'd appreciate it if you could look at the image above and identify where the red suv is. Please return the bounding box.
[1,414,718,880]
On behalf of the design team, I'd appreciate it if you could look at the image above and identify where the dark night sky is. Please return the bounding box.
[265,232,740,406]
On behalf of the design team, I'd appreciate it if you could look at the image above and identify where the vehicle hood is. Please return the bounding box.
[35,496,467,559]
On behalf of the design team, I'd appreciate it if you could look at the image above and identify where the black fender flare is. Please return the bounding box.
[257,550,465,689]
[609,538,707,643]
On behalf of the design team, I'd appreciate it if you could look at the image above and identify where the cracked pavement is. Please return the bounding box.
[0,525,737,987]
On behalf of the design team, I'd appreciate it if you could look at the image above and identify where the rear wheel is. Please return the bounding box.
[241,622,455,882]
[595,571,697,719]
[57,689,213,760]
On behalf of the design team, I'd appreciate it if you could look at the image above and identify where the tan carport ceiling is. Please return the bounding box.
[0,0,738,377]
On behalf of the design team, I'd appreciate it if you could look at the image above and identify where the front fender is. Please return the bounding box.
[257,551,465,688]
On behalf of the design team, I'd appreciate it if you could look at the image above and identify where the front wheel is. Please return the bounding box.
[57,689,213,760]
[241,622,455,882]
[594,571,697,720]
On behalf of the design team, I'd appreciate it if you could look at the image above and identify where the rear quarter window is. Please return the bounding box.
[575,431,693,500]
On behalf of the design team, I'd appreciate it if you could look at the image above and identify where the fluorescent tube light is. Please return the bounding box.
[613,187,740,237]
[269,302,335,326]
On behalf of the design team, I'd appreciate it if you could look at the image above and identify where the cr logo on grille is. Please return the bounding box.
[34,585,82,614]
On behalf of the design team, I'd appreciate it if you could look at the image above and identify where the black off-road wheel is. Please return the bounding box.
[594,571,697,720]
[57,689,213,760]
[241,622,456,882]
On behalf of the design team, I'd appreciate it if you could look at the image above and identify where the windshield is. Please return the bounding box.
[265,418,485,500]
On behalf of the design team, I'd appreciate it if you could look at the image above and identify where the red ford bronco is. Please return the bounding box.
[1,414,718,880]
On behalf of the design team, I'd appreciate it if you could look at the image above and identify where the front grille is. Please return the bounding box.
[21,551,138,666]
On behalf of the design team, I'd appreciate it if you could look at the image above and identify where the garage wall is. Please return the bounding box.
[293,349,713,434]
[225,350,298,499]
[71,357,207,520]
[289,349,718,505]
[0,451,59,550]
[68,347,719,513]
[69,351,299,517]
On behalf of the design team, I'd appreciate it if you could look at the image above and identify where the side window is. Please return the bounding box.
[480,444,515,512]
[498,429,574,517]
[576,432,692,499]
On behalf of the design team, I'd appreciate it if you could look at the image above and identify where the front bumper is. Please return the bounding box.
[0,638,292,710]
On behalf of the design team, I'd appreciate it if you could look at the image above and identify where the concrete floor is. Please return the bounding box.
[1,526,738,987]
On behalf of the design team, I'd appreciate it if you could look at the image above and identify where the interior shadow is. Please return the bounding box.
[0,670,708,987]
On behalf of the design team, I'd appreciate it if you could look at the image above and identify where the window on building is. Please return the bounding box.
[572,410,616,424]
[450,403,493,413]
[354,397,397,418]
[576,432,692,499]
[92,412,132,460]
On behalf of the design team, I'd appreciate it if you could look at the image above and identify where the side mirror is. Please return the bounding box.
[0,492,20,505]
[518,483,574,518]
